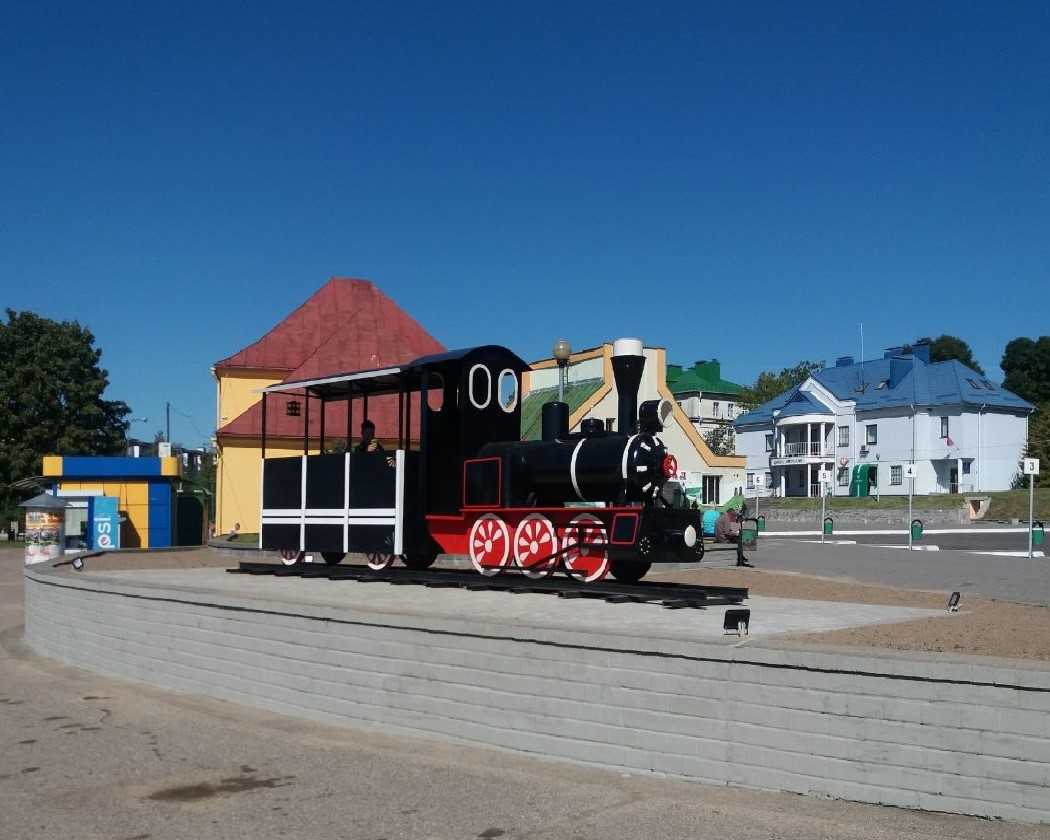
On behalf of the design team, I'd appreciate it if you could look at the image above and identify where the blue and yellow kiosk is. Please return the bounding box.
[42,455,183,550]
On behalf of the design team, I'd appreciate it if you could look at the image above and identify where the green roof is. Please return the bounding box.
[666,359,742,397]
[520,380,605,440]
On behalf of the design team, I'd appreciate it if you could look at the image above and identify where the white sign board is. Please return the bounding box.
[753,474,765,487]
[1023,458,1040,475]
[818,470,832,484]
[903,463,917,479]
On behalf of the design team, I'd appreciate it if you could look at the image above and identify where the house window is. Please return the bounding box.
[837,467,849,486]
[765,471,773,488]
[746,473,754,489]
[940,417,949,439]
[765,434,774,452]
[891,465,903,485]
[712,401,720,418]
[727,402,735,418]
[837,425,849,447]
[963,460,972,475]
[865,424,877,445]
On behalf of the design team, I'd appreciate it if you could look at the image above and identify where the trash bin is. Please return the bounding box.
[823,516,833,536]
[1034,521,1045,548]
[757,515,766,532]
[740,517,758,550]
[911,518,923,541]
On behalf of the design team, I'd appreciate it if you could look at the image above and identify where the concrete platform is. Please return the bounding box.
[68,565,941,641]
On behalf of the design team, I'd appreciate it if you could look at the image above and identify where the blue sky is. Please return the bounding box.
[2,1,1047,449]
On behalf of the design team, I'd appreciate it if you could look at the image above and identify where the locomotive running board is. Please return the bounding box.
[227,563,747,608]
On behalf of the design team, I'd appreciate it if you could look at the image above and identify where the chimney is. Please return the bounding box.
[835,356,854,367]
[611,338,644,436]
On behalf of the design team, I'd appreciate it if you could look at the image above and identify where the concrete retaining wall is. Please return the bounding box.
[23,568,1050,823]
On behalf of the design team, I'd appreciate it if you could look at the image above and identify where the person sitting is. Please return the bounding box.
[714,509,739,544]
[226,522,240,541]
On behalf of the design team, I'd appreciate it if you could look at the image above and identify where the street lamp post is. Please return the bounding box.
[553,339,571,403]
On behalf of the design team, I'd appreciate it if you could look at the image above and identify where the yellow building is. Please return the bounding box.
[212,278,445,534]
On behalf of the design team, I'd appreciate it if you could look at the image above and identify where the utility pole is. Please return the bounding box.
[166,402,171,444]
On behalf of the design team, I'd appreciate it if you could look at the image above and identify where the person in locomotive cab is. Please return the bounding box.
[355,420,384,454]
[356,420,395,466]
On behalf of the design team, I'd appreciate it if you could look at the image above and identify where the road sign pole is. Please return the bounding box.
[908,479,914,551]
[821,490,826,545]
[1023,458,1040,559]
[1031,472,1036,559]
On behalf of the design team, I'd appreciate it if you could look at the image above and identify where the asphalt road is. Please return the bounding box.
[4,545,1050,839]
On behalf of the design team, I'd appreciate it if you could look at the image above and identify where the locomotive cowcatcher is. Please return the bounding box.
[258,338,707,583]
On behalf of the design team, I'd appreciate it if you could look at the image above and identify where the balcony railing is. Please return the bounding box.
[782,441,834,457]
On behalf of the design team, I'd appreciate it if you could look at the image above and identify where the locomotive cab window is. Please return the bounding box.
[468,364,492,410]
[498,369,518,413]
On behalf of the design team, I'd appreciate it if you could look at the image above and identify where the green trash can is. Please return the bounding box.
[757,515,766,532]
[822,516,833,536]
[740,518,758,550]
[911,518,923,541]
[1034,521,1044,548]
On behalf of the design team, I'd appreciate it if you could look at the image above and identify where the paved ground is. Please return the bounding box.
[737,537,1050,606]
[5,544,1050,839]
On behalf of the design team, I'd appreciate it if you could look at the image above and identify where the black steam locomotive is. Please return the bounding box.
[259,338,706,583]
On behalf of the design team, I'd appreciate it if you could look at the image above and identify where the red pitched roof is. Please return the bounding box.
[216,278,445,441]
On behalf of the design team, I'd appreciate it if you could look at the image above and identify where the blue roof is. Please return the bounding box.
[776,390,832,418]
[734,356,1033,427]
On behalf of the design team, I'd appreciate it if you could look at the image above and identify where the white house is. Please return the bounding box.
[733,344,1034,499]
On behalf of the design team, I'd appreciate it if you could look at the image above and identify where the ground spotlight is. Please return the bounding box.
[723,608,750,636]
[948,591,961,612]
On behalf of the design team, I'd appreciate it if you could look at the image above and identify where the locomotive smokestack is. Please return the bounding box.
[611,337,644,436]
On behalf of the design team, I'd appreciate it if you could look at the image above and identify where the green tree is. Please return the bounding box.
[703,425,736,456]
[914,334,984,374]
[739,361,825,410]
[1001,336,1050,406]
[0,309,130,525]
[1014,408,1050,489]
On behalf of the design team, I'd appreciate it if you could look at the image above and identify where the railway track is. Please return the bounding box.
[227,562,748,609]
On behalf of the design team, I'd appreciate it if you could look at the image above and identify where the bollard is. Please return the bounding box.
[757,515,766,532]
[1034,521,1045,548]
[911,518,923,541]
[822,516,833,536]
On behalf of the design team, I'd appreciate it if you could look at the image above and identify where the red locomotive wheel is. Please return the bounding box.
[468,514,511,576]
[561,514,609,583]
[513,514,557,579]
[662,454,678,478]
[279,548,304,566]
[366,553,395,570]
